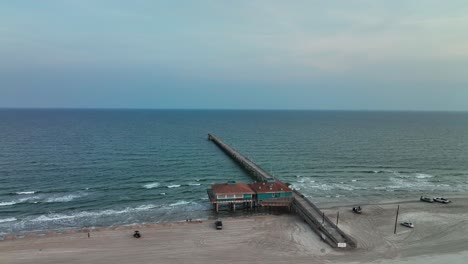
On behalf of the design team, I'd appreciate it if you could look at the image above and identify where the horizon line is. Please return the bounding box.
[0,107,467,113]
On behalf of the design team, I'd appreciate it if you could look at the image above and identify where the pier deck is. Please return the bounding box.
[208,133,356,249]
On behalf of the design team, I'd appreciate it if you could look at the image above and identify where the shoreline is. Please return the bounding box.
[2,195,466,241]
[1,197,468,263]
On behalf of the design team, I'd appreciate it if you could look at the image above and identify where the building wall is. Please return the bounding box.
[216,193,252,201]
[257,192,292,200]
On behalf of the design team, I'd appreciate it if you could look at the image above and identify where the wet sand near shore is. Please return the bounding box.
[1,198,467,264]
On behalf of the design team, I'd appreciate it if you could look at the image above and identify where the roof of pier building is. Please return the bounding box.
[211,181,255,195]
[249,180,292,193]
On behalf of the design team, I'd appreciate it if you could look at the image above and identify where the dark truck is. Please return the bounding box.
[215,220,223,230]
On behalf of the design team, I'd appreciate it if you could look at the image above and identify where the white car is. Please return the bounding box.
[400,222,414,228]
[433,197,451,204]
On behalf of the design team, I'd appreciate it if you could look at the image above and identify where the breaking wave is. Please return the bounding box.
[415,173,433,179]
[0,201,16,207]
[30,204,159,222]
[0,217,17,223]
[143,182,160,189]
[15,191,36,195]
[45,194,85,203]
[169,201,190,207]
[167,185,181,188]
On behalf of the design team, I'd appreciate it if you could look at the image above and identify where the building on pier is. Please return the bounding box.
[207,181,255,212]
[249,179,293,208]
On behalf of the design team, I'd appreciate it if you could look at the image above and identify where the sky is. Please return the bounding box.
[1,0,467,110]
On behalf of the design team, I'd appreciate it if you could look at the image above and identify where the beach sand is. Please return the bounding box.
[1,198,467,264]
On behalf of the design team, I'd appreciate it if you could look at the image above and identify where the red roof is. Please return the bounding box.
[211,183,255,195]
[249,181,292,193]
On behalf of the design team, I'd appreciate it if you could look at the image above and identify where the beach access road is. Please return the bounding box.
[1,198,467,264]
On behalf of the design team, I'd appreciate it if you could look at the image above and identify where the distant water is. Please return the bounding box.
[1,109,468,237]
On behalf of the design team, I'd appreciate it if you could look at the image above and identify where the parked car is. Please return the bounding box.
[420,196,434,203]
[400,222,414,228]
[215,220,223,230]
[433,197,451,204]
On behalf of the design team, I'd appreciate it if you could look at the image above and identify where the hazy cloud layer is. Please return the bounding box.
[1,1,467,110]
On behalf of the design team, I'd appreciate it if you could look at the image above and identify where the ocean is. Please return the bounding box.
[1,109,467,237]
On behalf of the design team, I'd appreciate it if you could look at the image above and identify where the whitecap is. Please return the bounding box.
[32,214,76,222]
[143,182,160,189]
[167,185,181,188]
[415,173,433,179]
[0,201,16,207]
[160,192,166,195]
[0,217,17,223]
[135,204,158,210]
[169,201,190,207]
[16,191,35,195]
[352,179,358,182]
[189,183,201,186]
[46,194,83,203]
[336,184,354,191]
[17,196,40,203]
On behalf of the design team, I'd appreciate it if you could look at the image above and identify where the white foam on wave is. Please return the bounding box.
[189,183,201,186]
[415,173,433,179]
[16,191,35,195]
[160,192,166,195]
[169,201,190,207]
[46,194,83,203]
[31,204,159,222]
[0,217,17,223]
[143,182,160,189]
[135,204,158,210]
[167,185,181,188]
[336,184,354,191]
[0,201,16,207]
[352,179,358,182]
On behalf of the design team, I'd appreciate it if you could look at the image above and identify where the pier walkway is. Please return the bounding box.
[208,133,356,249]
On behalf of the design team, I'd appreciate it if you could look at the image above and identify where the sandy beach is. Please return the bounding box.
[1,198,467,264]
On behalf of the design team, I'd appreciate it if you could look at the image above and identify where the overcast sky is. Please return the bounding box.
[1,0,467,110]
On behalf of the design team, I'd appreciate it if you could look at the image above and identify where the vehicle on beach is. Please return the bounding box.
[352,206,362,214]
[420,196,434,203]
[433,197,451,204]
[215,220,223,230]
[400,222,414,228]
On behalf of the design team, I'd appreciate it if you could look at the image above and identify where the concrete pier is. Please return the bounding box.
[208,133,356,249]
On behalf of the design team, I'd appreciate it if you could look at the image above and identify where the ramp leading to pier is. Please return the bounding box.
[208,133,356,249]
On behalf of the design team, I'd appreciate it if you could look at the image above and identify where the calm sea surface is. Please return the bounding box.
[1,109,467,236]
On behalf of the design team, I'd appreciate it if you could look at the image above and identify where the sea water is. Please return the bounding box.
[1,109,467,236]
